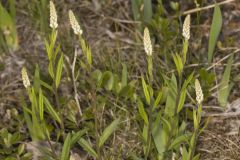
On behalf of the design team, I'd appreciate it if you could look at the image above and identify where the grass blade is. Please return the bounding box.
[141,76,150,105]
[78,138,98,158]
[60,133,71,160]
[218,54,234,107]
[98,118,120,148]
[43,96,61,124]
[208,5,222,63]
[55,53,64,88]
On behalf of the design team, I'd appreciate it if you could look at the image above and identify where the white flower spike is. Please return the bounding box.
[69,10,83,35]
[195,79,203,104]
[182,14,191,40]
[49,1,58,29]
[21,67,31,88]
[143,27,152,56]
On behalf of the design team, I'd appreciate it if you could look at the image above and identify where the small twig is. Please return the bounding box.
[183,0,236,15]
[72,48,82,116]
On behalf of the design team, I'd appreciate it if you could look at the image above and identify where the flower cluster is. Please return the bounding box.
[49,1,58,29]
[69,10,83,35]
[143,27,152,56]
[182,14,191,40]
[195,79,203,104]
[21,67,30,88]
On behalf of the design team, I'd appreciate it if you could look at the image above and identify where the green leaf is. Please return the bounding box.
[218,54,233,107]
[33,64,41,92]
[193,154,200,160]
[43,96,61,124]
[182,39,189,64]
[98,118,120,148]
[152,119,168,155]
[55,53,64,88]
[38,89,44,120]
[143,0,152,23]
[173,53,183,76]
[70,129,87,146]
[101,71,114,90]
[153,89,162,110]
[137,99,149,125]
[164,74,177,117]
[181,146,189,160]
[141,76,150,105]
[48,62,54,79]
[169,134,190,149]
[86,46,92,66]
[78,138,98,158]
[208,5,222,63]
[131,0,141,21]
[177,88,187,113]
[60,133,71,160]
[193,110,198,130]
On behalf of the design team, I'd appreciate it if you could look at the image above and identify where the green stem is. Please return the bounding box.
[189,104,202,159]
[53,83,65,139]
[145,55,153,159]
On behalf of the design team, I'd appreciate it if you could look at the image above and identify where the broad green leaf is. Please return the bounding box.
[38,89,44,120]
[0,3,18,50]
[43,96,61,124]
[137,99,148,125]
[173,53,183,76]
[153,89,163,110]
[152,111,168,155]
[60,133,71,160]
[131,0,141,21]
[101,71,114,90]
[164,74,177,117]
[177,88,187,113]
[78,138,98,158]
[55,53,64,88]
[218,54,233,107]
[98,118,120,148]
[143,0,152,23]
[141,76,150,105]
[181,146,189,160]
[208,5,222,63]
[91,69,102,82]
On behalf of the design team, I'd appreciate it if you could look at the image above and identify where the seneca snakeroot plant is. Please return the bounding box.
[21,67,30,88]
[182,14,191,40]
[69,10,83,35]
[143,27,152,56]
[49,1,58,29]
[195,79,203,104]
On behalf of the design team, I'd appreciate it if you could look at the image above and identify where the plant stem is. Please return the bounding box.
[54,83,65,139]
[72,49,83,118]
[92,91,101,160]
[145,55,153,159]
[189,104,202,159]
